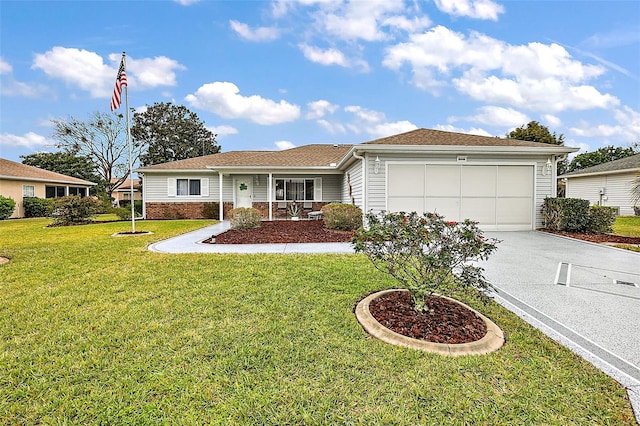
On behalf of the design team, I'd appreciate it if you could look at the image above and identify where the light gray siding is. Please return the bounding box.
[143,172,219,202]
[342,161,363,208]
[565,171,637,215]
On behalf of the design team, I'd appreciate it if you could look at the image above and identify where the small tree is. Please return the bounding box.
[51,196,101,225]
[0,195,16,220]
[353,211,500,312]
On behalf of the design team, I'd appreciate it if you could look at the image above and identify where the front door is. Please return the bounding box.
[235,176,253,208]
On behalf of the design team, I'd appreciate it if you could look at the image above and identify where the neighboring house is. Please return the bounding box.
[0,158,97,218]
[111,178,142,207]
[560,153,640,216]
[136,128,577,231]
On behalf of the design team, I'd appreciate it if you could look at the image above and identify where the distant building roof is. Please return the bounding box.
[560,153,640,178]
[0,158,97,185]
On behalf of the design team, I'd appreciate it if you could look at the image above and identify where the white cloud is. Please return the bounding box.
[434,124,493,137]
[0,57,12,74]
[317,119,347,134]
[173,0,200,5]
[208,125,239,137]
[383,26,618,113]
[463,106,529,127]
[569,105,640,143]
[306,100,339,119]
[298,44,369,71]
[122,55,186,89]
[542,114,562,128]
[275,140,296,150]
[434,0,504,21]
[316,1,407,42]
[344,105,417,137]
[229,20,281,42]
[185,81,301,125]
[0,132,52,149]
[31,47,184,98]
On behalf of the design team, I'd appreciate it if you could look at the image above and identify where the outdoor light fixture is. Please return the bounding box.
[374,156,380,174]
[542,158,553,176]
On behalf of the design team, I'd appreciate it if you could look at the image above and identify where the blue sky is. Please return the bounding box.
[1,0,639,164]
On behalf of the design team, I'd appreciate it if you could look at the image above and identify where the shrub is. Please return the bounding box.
[114,207,142,220]
[321,203,363,230]
[541,198,590,232]
[353,211,500,312]
[202,202,220,219]
[229,207,262,229]
[51,196,101,225]
[0,195,16,220]
[587,205,616,234]
[23,197,54,218]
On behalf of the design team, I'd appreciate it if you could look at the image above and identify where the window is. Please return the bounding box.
[45,185,66,198]
[177,179,201,196]
[23,185,35,197]
[275,178,316,201]
[68,187,86,197]
[123,193,131,200]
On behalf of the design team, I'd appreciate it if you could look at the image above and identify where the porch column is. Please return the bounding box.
[268,172,273,221]
[219,171,224,220]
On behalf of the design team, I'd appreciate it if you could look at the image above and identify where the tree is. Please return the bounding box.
[132,102,220,166]
[20,151,101,185]
[508,121,567,174]
[567,144,640,172]
[51,111,143,199]
[507,121,565,145]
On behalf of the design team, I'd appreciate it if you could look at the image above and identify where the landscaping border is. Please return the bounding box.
[355,289,505,356]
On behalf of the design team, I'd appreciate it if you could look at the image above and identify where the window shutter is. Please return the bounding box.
[314,178,322,201]
[201,178,209,197]
[168,178,176,197]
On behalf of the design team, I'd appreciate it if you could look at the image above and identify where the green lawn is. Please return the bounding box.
[614,215,640,237]
[0,218,635,424]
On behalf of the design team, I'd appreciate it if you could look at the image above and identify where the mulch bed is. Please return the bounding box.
[540,229,640,244]
[368,290,487,344]
[206,220,355,244]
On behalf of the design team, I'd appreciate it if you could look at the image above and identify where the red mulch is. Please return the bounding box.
[207,220,355,244]
[540,229,640,244]
[368,291,487,344]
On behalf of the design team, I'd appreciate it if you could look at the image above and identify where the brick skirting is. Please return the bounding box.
[145,201,330,220]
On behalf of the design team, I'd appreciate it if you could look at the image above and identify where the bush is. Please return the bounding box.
[114,207,142,220]
[119,200,143,215]
[587,205,616,234]
[0,195,16,220]
[541,198,590,232]
[229,207,262,229]
[23,197,54,218]
[51,196,101,225]
[353,211,500,312]
[202,202,220,219]
[321,203,363,230]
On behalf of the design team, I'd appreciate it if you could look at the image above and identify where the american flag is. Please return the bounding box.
[110,55,127,111]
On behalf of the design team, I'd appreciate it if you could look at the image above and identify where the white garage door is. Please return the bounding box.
[387,164,534,230]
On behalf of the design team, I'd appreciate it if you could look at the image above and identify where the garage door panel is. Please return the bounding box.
[461,166,496,197]
[425,198,460,221]
[426,165,460,196]
[388,197,424,214]
[498,166,533,197]
[461,197,496,224]
[388,164,424,197]
[496,198,532,224]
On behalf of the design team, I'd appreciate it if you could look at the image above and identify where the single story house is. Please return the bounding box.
[0,158,97,218]
[560,153,640,216]
[111,178,142,207]
[136,128,577,231]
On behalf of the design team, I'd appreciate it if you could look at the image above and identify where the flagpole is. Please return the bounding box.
[123,52,135,233]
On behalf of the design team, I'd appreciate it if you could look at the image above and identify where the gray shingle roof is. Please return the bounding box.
[560,153,640,177]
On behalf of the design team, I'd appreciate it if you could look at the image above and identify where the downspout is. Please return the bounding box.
[218,171,224,220]
[140,173,146,219]
[352,151,366,213]
[553,154,567,198]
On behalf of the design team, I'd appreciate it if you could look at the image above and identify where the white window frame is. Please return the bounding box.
[274,178,322,201]
[168,177,209,197]
[23,185,35,197]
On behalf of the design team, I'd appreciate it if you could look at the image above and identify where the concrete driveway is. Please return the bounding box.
[480,231,640,418]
